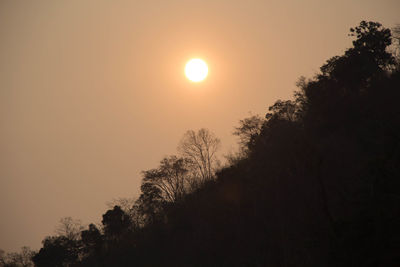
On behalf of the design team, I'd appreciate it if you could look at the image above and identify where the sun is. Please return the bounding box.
[185,58,208,82]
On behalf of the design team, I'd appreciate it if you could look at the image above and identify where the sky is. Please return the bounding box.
[1,0,399,253]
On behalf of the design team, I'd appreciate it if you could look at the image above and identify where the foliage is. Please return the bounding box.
[233,114,265,154]
[141,156,191,203]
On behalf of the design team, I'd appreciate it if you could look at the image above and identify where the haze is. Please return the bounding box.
[1,0,399,252]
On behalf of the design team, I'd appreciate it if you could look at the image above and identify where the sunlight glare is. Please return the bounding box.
[185,59,208,82]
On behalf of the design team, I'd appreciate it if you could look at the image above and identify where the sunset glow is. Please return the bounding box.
[1,1,400,262]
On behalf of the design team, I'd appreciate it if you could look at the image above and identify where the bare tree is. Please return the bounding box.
[55,217,84,241]
[178,128,220,182]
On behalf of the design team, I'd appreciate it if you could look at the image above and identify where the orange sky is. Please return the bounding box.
[1,0,399,252]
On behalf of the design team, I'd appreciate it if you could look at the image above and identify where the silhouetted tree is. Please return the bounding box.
[135,179,164,226]
[81,224,102,249]
[101,206,131,241]
[106,197,136,215]
[141,156,191,203]
[33,218,83,266]
[32,236,79,267]
[178,128,220,182]
[78,224,103,266]
[55,217,84,241]
[233,114,264,154]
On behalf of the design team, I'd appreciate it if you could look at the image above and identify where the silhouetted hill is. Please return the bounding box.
[30,21,400,267]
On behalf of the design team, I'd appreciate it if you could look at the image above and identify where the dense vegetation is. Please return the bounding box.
[3,21,400,267]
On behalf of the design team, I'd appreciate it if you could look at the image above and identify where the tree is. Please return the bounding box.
[319,21,394,90]
[141,156,192,203]
[106,197,138,223]
[178,128,220,182]
[80,223,103,263]
[33,218,83,267]
[265,100,299,122]
[0,247,34,267]
[55,217,84,241]
[102,206,131,241]
[233,114,265,154]
[32,236,79,267]
[81,224,102,248]
[134,156,194,226]
[135,182,164,226]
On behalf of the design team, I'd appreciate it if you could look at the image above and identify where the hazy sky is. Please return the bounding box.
[1,0,399,252]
